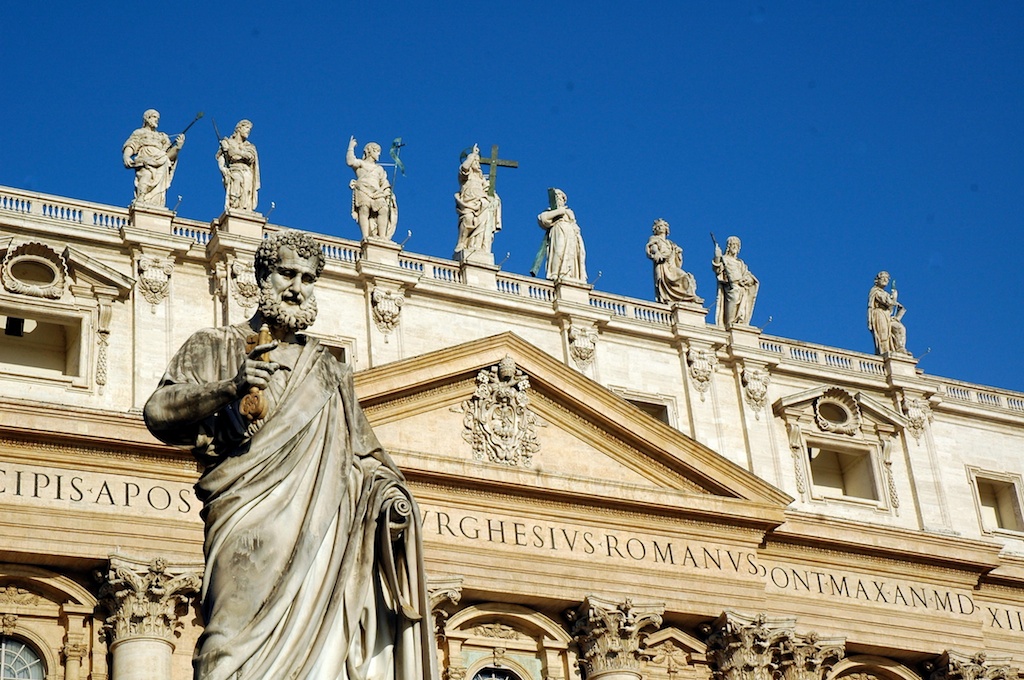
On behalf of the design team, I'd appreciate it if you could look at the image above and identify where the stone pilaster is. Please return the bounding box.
[568,596,665,680]
[703,612,794,680]
[926,651,1018,680]
[100,555,202,680]
[776,632,845,680]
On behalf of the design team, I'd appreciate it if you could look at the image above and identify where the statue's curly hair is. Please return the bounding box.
[254,230,325,283]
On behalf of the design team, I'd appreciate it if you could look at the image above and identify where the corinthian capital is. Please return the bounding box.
[568,595,665,679]
[776,632,845,680]
[927,651,1017,680]
[99,555,202,643]
[703,611,794,680]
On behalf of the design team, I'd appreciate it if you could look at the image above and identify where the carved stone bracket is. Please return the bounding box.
[453,356,543,467]
[372,286,406,337]
[926,651,1018,680]
[568,324,598,369]
[427,575,464,638]
[902,396,933,442]
[741,366,770,417]
[568,596,665,680]
[230,260,260,308]
[137,255,174,306]
[687,348,718,401]
[776,632,845,680]
[1,613,16,635]
[99,555,202,643]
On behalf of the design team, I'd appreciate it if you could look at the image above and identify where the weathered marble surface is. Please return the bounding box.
[122,109,184,208]
[347,137,398,240]
[712,235,758,327]
[646,219,701,304]
[537,188,587,283]
[216,119,259,212]
[867,270,909,355]
[454,144,501,257]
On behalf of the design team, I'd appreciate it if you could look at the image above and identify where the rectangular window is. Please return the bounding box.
[0,312,83,379]
[976,478,1024,533]
[627,399,671,425]
[808,447,878,501]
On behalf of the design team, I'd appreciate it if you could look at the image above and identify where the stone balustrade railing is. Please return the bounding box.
[6,184,1024,419]
[1,185,130,230]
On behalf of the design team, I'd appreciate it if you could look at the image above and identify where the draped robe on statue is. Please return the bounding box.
[146,324,436,680]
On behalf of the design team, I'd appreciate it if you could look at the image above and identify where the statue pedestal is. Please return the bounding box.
[670,301,709,329]
[459,256,499,290]
[554,279,592,306]
[128,204,174,234]
[214,210,266,239]
[361,237,402,267]
[455,249,495,267]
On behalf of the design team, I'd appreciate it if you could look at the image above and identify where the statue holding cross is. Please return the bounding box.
[454,144,517,263]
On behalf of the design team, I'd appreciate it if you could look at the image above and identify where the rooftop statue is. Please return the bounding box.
[122,109,185,208]
[536,188,587,283]
[346,136,398,240]
[712,235,759,328]
[646,219,702,304]
[143,231,436,680]
[216,119,260,212]
[867,270,910,356]
[454,144,502,258]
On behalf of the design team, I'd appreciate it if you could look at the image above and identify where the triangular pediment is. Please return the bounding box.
[355,333,791,531]
[773,384,907,432]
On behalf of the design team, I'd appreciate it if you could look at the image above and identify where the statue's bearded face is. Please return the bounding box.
[258,246,319,331]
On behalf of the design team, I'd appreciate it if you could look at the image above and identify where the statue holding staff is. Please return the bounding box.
[346,136,398,240]
[122,109,187,208]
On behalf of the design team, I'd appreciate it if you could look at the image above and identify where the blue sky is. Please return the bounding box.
[1,2,1022,389]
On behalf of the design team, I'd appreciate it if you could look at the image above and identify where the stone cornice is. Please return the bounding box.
[767,511,1004,577]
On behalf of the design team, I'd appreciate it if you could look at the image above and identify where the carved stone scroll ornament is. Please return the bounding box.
[741,367,770,417]
[568,324,598,369]
[371,287,405,336]
[687,348,718,401]
[99,555,201,643]
[427,575,463,638]
[231,260,260,308]
[926,651,1017,680]
[568,596,665,680]
[775,632,845,680]
[137,255,174,306]
[453,356,542,467]
[1,241,67,299]
[902,396,933,442]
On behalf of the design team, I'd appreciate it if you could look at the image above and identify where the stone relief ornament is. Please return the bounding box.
[99,555,202,643]
[903,396,933,442]
[742,366,771,417]
[881,440,900,513]
[786,423,808,495]
[568,324,597,369]
[1,614,16,636]
[2,241,67,299]
[231,260,260,308]
[813,388,861,436]
[453,355,542,467]
[687,347,718,401]
[568,596,665,679]
[0,585,41,606]
[371,287,405,336]
[474,623,523,639]
[137,255,174,306]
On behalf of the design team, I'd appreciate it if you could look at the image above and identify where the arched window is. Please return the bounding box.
[0,637,45,680]
[474,668,523,680]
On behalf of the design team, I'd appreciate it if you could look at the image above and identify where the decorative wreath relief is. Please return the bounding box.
[453,355,542,467]
[813,387,861,436]
[2,241,67,299]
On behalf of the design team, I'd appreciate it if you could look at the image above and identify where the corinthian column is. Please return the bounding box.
[100,555,202,680]
[569,596,665,680]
